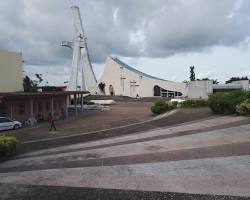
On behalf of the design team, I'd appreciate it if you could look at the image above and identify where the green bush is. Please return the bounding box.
[169,101,178,109]
[151,99,169,115]
[180,99,208,108]
[0,135,18,157]
[236,99,250,115]
[208,90,250,114]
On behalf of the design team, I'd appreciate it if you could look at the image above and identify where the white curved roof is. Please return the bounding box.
[111,57,170,82]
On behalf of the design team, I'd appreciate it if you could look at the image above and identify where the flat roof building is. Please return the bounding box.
[0,91,89,126]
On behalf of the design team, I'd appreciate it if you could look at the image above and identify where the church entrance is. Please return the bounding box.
[154,85,161,96]
[109,85,115,96]
[153,85,183,98]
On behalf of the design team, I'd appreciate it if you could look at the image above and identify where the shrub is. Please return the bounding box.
[236,99,250,115]
[208,90,250,114]
[151,99,169,115]
[0,135,18,157]
[170,101,178,109]
[180,99,208,108]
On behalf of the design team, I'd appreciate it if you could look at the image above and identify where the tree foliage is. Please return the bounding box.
[23,76,38,92]
[236,99,250,115]
[196,78,219,84]
[189,66,195,81]
[35,73,43,85]
[98,82,106,94]
[208,90,250,114]
[225,76,249,84]
[41,86,64,92]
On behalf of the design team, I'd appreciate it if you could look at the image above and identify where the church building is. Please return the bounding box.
[95,57,249,99]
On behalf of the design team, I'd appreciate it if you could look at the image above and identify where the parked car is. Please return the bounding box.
[0,117,22,131]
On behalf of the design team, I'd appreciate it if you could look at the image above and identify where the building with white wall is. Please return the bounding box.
[0,51,23,92]
[186,81,213,99]
[96,57,187,98]
[213,80,249,93]
[94,57,249,99]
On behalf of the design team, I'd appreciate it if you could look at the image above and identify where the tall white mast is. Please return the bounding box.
[62,6,97,91]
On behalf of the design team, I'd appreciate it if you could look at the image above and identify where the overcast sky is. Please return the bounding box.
[1,0,250,85]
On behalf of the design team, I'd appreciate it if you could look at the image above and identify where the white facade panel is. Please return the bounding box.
[187,81,213,99]
[0,51,23,92]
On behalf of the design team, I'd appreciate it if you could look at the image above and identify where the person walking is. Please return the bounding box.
[49,113,56,131]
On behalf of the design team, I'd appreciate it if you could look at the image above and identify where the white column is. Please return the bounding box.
[74,94,77,116]
[81,93,84,112]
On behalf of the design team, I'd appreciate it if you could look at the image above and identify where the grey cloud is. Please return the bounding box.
[0,0,250,66]
[144,0,250,57]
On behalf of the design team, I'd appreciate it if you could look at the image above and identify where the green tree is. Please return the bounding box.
[23,76,38,92]
[212,79,219,84]
[98,82,106,94]
[35,73,43,85]
[225,76,249,84]
[190,66,195,81]
[197,78,219,84]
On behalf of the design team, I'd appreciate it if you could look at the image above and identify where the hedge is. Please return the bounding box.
[208,90,250,114]
[0,135,18,157]
[180,99,208,108]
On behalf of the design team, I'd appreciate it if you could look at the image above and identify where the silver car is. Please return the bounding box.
[0,117,22,131]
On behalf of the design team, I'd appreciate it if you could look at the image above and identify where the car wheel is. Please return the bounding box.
[13,124,19,130]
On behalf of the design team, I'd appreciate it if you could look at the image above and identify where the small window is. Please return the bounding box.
[0,118,12,123]
[19,103,25,114]
[2,118,12,122]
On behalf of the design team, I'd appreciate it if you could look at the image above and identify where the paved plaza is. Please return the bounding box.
[0,110,250,199]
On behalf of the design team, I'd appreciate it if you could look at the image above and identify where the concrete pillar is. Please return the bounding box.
[74,94,77,116]
[51,96,54,117]
[81,93,83,112]
[30,98,34,126]
[65,95,69,120]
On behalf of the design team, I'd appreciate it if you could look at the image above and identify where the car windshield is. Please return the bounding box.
[0,118,12,123]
